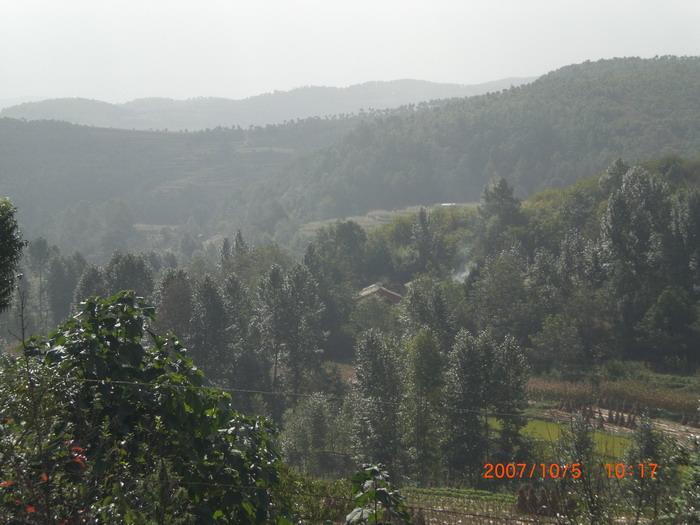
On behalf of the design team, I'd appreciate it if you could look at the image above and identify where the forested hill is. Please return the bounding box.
[0,77,532,130]
[278,57,700,222]
[2,57,700,254]
[0,115,360,241]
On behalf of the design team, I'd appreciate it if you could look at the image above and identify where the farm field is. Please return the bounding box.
[522,418,631,459]
[403,487,539,524]
[297,202,478,239]
[528,369,700,419]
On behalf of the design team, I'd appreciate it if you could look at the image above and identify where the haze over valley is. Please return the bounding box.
[2,57,699,258]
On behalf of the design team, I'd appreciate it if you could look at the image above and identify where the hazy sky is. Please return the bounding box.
[2,0,699,102]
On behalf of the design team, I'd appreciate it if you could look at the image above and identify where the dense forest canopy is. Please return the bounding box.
[2,154,700,522]
[279,57,700,221]
[2,57,700,259]
[5,155,700,401]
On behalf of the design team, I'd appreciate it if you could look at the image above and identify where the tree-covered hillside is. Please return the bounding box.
[0,115,360,250]
[280,56,700,222]
[2,57,700,256]
[0,77,533,130]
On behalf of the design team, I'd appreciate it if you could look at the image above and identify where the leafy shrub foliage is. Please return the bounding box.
[346,464,411,525]
[0,292,283,524]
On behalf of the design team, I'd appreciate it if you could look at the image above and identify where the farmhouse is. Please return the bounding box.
[357,283,403,304]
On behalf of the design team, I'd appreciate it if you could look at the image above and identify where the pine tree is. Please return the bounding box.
[304,238,355,361]
[28,237,51,329]
[599,158,629,193]
[410,208,438,274]
[0,199,23,311]
[233,230,248,256]
[281,393,349,478]
[470,246,533,343]
[255,264,290,412]
[105,252,154,298]
[221,237,232,262]
[222,272,250,342]
[476,177,524,258]
[222,272,267,406]
[190,275,229,383]
[671,188,700,290]
[442,329,529,479]
[601,168,673,316]
[351,330,403,474]
[225,230,253,282]
[443,329,490,482]
[285,264,325,394]
[47,257,71,323]
[153,268,193,341]
[490,334,529,463]
[49,253,87,317]
[73,265,107,306]
[401,276,455,354]
[254,264,325,417]
[402,329,443,485]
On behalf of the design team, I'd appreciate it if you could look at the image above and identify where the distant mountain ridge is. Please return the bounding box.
[0,77,534,130]
[0,97,44,110]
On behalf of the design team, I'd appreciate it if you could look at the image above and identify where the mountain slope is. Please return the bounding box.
[0,115,360,240]
[2,57,700,253]
[0,78,533,130]
[278,56,700,222]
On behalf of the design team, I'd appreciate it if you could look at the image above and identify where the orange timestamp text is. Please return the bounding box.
[482,462,583,479]
[604,463,658,479]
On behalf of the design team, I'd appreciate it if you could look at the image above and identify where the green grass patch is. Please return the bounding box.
[487,417,631,459]
[522,418,630,458]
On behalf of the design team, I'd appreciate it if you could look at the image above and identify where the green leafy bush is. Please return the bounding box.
[345,464,411,525]
[0,292,283,524]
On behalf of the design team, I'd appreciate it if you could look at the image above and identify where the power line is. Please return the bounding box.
[69,377,636,465]
[76,377,531,419]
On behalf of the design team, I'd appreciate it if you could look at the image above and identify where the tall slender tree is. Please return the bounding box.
[28,237,51,329]
[402,329,444,484]
[351,330,403,474]
[153,268,193,341]
[254,264,325,419]
[0,199,24,312]
[189,275,229,384]
[443,329,491,482]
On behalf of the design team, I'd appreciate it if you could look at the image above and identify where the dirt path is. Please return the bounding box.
[538,406,699,447]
